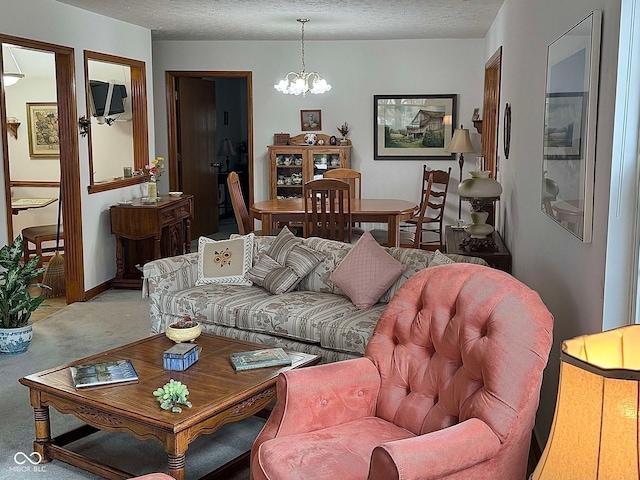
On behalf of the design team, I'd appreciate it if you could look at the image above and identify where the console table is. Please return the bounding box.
[444,225,512,273]
[110,195,193,288]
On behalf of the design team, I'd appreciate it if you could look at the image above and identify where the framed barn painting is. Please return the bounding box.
[374,94,457,160]
[26,102,59,158]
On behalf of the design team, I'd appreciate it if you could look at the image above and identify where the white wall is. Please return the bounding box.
[152,38,486,227]
[485,0,621,445]
[0,0,154,291]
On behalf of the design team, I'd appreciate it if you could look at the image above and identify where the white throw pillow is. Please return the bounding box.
[430,249,455,267]
[196,234,254,286]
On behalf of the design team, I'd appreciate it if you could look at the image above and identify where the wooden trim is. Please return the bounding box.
[84,51,149,194]
[0,34,85,304]
[88,176,145,194]
[10,181,60,188]
[83,279,111,301]
[165,70,254,206]
[55,50,84,304]
[481,47,502,177]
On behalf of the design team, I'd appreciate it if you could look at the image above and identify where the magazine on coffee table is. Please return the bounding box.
[70,359,138,388]
[229,348,291,371]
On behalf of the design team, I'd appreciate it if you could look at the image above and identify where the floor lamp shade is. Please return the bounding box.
[532,325,640,480]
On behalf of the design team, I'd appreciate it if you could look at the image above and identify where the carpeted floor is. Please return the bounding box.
[0,288,260,480]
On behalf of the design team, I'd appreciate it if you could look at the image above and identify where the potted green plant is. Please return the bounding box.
[0,236,49,354]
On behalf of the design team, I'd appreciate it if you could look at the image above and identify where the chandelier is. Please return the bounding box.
[274,19,331,96]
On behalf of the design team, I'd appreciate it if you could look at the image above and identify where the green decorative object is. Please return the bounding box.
[0,236,50,354]
[153,379,192,413]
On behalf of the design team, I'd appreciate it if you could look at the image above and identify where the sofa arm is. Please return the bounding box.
[143,252,199,298]
[368,418,501,480]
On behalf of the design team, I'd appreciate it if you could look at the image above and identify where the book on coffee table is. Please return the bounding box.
[229,348,292,371]
[70,359,138,388]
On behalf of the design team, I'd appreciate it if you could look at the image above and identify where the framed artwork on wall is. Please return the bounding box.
[301,109,321,131]
[26,102,59,158]
[541,10,601,243]
[544,92,586,160]
[373,94,457,160]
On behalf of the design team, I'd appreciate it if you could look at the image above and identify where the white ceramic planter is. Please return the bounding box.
[166,322,201,343]
[0,322,33,354]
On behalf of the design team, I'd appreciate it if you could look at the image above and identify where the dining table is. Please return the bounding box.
[250,198,418,247]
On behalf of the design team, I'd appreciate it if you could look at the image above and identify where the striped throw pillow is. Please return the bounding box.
[246,244,325,295]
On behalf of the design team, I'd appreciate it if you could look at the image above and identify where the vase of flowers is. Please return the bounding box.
[146,156,165,199]
[337,122,350,145]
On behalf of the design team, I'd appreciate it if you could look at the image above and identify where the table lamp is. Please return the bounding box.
[445,126,476,218]
[458,171,502,250]
[532,325,640,480]
[218,138,236,172]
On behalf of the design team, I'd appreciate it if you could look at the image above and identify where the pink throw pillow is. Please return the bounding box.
[330,231,406,309]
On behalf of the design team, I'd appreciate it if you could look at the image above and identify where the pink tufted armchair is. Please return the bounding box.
[251,263,554,480]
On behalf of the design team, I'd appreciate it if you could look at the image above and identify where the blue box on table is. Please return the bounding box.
[163,343,199,371]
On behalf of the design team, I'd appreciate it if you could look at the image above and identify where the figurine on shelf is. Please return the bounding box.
[337,122,350,145]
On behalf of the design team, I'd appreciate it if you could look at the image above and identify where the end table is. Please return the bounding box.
[444,226,512,273]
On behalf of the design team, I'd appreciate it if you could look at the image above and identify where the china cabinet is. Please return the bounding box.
[268,134,351,199]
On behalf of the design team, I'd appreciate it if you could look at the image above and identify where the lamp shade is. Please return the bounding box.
[445,127,475,154]
[458,171,502,200]
[532,325,640,480]
[218,138,236,157]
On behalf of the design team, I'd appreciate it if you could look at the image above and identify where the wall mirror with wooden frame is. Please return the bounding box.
[84,51,149,193]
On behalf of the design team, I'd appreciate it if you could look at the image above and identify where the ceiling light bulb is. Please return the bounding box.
[3,73,24,86]
[274,19,331,96]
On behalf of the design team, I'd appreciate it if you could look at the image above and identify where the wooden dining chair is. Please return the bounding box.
[322,168,362,199]
[227,171,253,235]
[323,168,363,234]
[371,173,433,249]
[404,166,451,249]
[227,172,295,237]
[303,178,353,243]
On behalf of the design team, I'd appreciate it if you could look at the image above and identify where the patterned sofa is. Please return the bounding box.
[143,235,488,363]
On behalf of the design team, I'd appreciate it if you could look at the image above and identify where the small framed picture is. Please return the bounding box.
[301,109,321,131]
[472,108,481,121]
[26,102,60,158]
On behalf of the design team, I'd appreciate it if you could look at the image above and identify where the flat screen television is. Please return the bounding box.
[89,80,127,118]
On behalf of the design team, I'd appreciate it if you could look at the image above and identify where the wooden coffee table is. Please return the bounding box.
[19,333,320,480]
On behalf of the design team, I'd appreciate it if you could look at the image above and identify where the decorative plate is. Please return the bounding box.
[304,133,317,145]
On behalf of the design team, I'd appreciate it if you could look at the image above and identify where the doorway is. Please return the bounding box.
[0,34,84,303]
[481,46,502,176]
[166,71,253,239]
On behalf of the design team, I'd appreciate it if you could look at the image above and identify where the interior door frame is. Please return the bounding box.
[165,71,254,207]
[0,34,84,303]
[481,46,502,177]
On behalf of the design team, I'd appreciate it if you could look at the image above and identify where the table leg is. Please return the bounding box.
[33,406,52,463]
[168,452,186,480]
[185,218,192,254]
[261,214,273,236]
[114,235,124,280]
[387,215,400,247]
[153,233,162,259]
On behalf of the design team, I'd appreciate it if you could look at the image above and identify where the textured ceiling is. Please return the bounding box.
[52,0,504,41]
